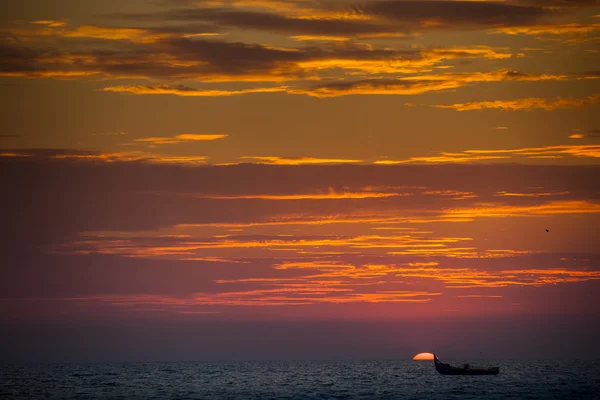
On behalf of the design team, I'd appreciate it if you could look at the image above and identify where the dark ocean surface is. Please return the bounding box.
[1,360,599,399]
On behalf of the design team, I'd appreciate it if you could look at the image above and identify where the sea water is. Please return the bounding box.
[1,360,599,399]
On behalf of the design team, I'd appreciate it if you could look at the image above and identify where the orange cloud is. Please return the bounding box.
[31,20,67,27]
[387,249,531,258]
[292,79,465,98]
[374,144,600,164]
[192,0,371,21]
[3,21,532,86]
[6,22,223,43]
[62,25,173,43]
[375,154,510,164]
[494,23,600,36]
[218,262,600,297]
[291,35,351,42]
[102,85,289,96]
[95,67,565,98]
[391,266,600,288]
[435,95,599,111]
[175,215,407,229]
[133,134,228,145]
[442,201,600,220]
[0,152,33,158]
[178,134,226,141]
[239,156,363,165]
[143,196,600,235]
[196,191,400,200]
[209,261,600,303]
[180,257,250,264]
[6,24,169,43]
[464,144,600,159]
[292,70,578,98]
[422,190,477,200]
[495,191,570,197]
[67,287,442,309]
[0,70,102,79]
[54,232,480,261]
[168,199,600,234]
[49,151,209,164]
[295,47,512,75]
[4,18,597,96]
[405,262,440,267]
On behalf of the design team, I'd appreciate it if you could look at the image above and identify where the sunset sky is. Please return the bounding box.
[1,0,599,362]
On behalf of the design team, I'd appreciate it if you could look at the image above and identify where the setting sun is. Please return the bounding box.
[413,352,435,361]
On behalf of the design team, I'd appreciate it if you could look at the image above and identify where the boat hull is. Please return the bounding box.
[434,355,499,375]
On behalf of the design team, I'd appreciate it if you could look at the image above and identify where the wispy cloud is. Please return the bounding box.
[389,266,600,288]
[133,134,228,145]
[4,153,599,315]
[422,190,477,200]
[0,149,209,164]
[435,95,599,111]
[442,201,600,220]
[290,70,591,98]
[495,191,570,198]
[0,29,521,84]
[30,20,67,28]
[5,21,221,43]
[239,156,363,165]
[568,129,600,140]
[464,144,600,158]
[114,0,599,38]
[493,22,600,36]
[375,154,510,164]
[51,152,209,164]
[54,232,477,259]
[375,144,600,164]
[0,152,33,158]
[102,70,571,98]
[67,289,441,309]
[189,191,401,200]
[65,257,600,310]
[103,85,289,97]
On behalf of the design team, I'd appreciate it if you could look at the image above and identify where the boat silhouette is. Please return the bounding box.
[434,354,499,375]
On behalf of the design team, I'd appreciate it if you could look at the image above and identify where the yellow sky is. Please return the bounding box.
[0,0,598,165]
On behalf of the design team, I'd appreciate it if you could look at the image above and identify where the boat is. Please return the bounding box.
[434,354,499,375]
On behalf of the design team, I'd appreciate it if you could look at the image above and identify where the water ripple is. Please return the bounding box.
[1,360,599,399]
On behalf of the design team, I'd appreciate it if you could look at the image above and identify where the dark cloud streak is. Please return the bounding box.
[361,1,545,28]
[0,37,507,82]
[108,0,600,37]
[109,8,397,36]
